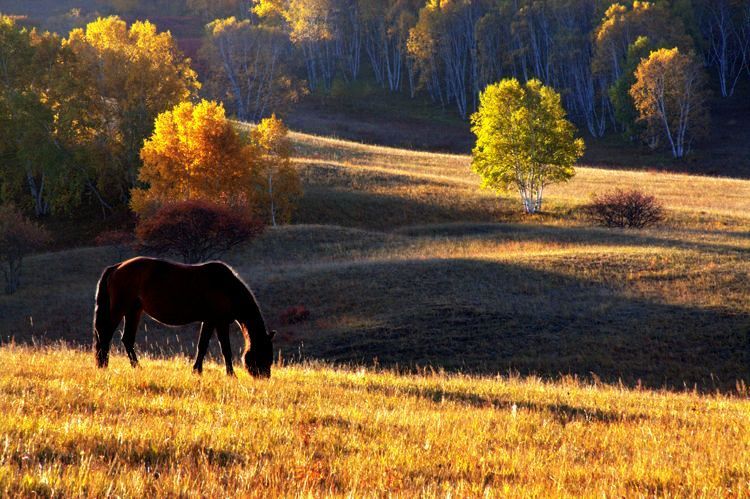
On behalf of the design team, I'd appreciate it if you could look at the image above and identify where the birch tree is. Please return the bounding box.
[698,0,748,97]
[471,78,584,214]
[250,115,302,225]
[202,16,298,121]
[131,100,259,215]
[630,48,709,158]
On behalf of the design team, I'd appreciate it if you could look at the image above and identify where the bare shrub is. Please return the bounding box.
[0,205,51,294]
[135,200,265,263]
[586,189,664,228]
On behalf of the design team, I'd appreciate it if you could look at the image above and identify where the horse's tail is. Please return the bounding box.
[93,265,117,365]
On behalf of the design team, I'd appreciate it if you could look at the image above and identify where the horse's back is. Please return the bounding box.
[108,257,243,325]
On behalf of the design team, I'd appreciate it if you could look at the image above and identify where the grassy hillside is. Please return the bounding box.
[2,127,749,391]
[2,345,749,496]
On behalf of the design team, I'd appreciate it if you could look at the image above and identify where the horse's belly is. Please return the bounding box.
[140,290,231,326]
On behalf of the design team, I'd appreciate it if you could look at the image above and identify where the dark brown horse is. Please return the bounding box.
[93,257,275,377]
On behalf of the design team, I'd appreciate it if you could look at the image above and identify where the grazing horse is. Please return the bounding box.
[93,257,275,378]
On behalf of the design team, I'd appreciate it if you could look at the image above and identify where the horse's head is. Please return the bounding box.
[244,329,276,378]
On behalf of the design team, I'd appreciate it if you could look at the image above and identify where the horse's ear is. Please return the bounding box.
[269,329,277,339]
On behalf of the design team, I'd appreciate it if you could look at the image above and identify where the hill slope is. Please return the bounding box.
[2,346,749,496]
[1,127,749,390]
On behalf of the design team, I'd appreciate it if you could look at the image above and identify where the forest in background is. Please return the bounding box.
[2,0,750,238]
[6,1,750,134]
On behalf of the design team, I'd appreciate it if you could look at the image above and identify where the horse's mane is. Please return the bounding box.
[210,261,268,334]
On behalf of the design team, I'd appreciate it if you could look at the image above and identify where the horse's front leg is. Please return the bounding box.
[122,305,143,368]
[192,322,215,374]
[216,322,235,377]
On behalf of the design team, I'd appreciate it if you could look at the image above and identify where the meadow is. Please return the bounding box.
[1,345,749,497]
[1,125,750,495]
[2,127,748,390]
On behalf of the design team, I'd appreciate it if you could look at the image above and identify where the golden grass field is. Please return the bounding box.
[1,127,749,495]
[2,345,749,497]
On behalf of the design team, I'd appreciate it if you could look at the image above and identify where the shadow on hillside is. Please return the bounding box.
[296,186,508,230]
[259,258,750,393]
[1,229,748,394]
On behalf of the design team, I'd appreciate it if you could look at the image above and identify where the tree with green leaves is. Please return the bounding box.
[471,79,585,214]
[0,16,92,217]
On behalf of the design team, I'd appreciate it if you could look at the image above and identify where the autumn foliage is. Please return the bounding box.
[471,79,584,214]
[132,100,255,215]
[251,114,302,225]
[135,200,264,263]
[630,48,709,158]
[0,15,199,216]
[132,101,301,224]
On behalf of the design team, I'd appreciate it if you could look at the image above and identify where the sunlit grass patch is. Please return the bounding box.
[1,345,749,496]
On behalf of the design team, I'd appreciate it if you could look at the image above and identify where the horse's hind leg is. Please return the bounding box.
[216,323,235,376]
[192,322,215,374]
[122,305,143,368]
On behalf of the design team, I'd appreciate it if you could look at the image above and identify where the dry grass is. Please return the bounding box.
[1,345,749,497]
[279,127,750,224]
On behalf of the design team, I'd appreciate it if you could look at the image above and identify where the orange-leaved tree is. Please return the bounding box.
[250,115,302,226]
[629,48,709,158]
[131,100,257,216]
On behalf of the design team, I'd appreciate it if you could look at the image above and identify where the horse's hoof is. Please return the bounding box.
[226,370,236,377]
[192,366,203,375]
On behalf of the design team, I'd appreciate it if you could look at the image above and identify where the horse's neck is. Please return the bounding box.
[242,296,268,340]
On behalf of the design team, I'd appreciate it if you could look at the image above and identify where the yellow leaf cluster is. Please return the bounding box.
[64,16,200,112]
[251,114,302,225]
[132,104,302,223]
[253,0,335,43]
[132,100,256,215]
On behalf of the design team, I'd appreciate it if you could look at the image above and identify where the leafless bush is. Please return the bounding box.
[586,189,664,228]
[135,200,264,263]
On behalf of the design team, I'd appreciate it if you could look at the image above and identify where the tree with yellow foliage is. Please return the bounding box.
[64,16,200,201]
[253,0,339,90]
[131,100,256,216]
[250,115,301,226]
[133,101,302,225]
[630,48,709,158]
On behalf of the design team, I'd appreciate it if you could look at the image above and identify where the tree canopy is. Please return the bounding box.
[132,100,256,215]
[471,78,584,214]
[630,47,709,158]
[132,101,302,224]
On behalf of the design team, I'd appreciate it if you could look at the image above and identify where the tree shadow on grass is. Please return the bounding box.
[333,378,649,424]
[265,258,750,393]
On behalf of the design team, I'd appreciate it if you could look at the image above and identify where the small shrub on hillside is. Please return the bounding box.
[135,200,264,263]
[586,189,664,228]
[0,205,50,294]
